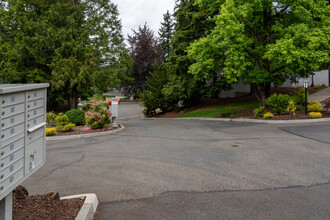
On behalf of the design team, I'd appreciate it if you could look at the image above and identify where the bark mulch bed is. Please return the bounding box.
[13,186,85,220]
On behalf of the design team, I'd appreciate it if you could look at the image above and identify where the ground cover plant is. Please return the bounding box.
[178,100,260,118]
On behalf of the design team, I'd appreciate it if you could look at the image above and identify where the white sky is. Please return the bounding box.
[111,0,175,40]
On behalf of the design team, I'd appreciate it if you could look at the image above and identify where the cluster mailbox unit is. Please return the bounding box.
[0,84,49,219]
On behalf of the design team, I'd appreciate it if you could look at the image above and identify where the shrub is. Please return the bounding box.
[55,113,76,132]
[85,100,112,129]
[46,111,57,125]
[46,128,56,136]
[263,112,274,118]
[321,83,326,87]
[55,113,69,125]
[314,84,323,89]
[290,88,308,106]
[266,93,292,114]
[56,123,76,132]
[309,112,322,118]
[65,109,85,125]
[253,106,267,118]
[286,100,296,117]
[295,105,302,111]
[308,101,322,112]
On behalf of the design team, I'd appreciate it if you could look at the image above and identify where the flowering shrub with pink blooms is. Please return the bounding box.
[85,100,112,129]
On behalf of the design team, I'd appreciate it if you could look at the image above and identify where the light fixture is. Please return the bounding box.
[304,81,308,89]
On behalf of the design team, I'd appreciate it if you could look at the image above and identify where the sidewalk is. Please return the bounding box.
[308,87,330,103]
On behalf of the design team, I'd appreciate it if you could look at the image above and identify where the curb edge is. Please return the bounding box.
[141,116,330,124]
[46,124,125,141]
[60,193,98,220]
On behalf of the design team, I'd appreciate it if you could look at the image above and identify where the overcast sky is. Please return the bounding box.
[111,0,175,40]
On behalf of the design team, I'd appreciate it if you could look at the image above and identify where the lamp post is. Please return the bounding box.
[304,81,308,115]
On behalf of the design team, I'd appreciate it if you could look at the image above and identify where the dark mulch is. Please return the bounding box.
[49,125,120,136]
[13,186,84,220]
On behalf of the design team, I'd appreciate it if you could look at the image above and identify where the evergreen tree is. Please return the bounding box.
[0,0,127,109]
[123,23,163,96]
[158,10,174,61]
[163,0,221,105]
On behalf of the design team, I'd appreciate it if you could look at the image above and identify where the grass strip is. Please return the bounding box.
[178,100,260,118]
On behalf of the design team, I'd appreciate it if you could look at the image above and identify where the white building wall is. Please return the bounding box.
[281,70,329,88]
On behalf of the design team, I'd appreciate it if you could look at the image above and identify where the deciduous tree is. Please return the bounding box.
[189,0,330,105]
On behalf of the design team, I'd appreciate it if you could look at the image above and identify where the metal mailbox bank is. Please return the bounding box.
[0,84,49,219]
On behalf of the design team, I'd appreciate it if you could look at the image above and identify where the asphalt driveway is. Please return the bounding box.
[22,103,330,219]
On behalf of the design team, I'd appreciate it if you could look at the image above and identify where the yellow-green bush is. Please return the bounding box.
[46,128,56,136]
[308,101,323,112]
[309,112,322,118]
[286,100,296,116]
[263,112,274,118]
[56,123,75,132]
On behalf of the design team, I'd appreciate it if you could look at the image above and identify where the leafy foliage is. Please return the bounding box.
[286,100,297,117]
[253,106,267,118]
[65,109,86,125]
[139,64,173,115]
[55,113,75,132]
[309,112,322,118]
[189,0,330,105]
[46,128,56,136]
[263,112,274,119]
[85,100,112,129]
[290,88,309,106]
[123,24,163,96]
[46,111,57,125]
[158,10,174,61]
[266,94,293,114]
[0,0,128,109]
[308,101,323,112]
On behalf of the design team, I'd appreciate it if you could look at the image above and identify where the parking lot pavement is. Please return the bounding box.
[21,107,330,219]
[280,125,330,144]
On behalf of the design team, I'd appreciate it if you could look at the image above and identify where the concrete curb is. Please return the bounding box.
[61,194,98,220]
[141,116,330,124]
[46,124,125,141]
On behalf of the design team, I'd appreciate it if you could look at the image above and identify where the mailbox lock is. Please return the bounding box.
[2,100,4,104]
[0,163,4,168]
[28,114,30,118]
[28,95,31,99]
[1,134,4,139]
[0,186,3,191]
[1,112,4,116]
[0,152,3,156]
[0,174,3,179]
[1,123,4,127]
[27,124,30,128]
[28,105,30,108]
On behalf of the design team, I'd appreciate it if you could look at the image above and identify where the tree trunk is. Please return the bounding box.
[70,86,79,109]
[249,83,256,96]
[256,85,267,106]
[265,82,271,98]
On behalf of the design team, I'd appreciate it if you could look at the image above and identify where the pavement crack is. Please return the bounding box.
[25,154,85,187]
[100,181,330,206]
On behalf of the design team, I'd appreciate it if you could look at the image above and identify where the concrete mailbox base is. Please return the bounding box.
[0,192,12,220]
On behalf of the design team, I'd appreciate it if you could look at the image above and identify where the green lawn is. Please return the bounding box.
[178,100,260,118]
